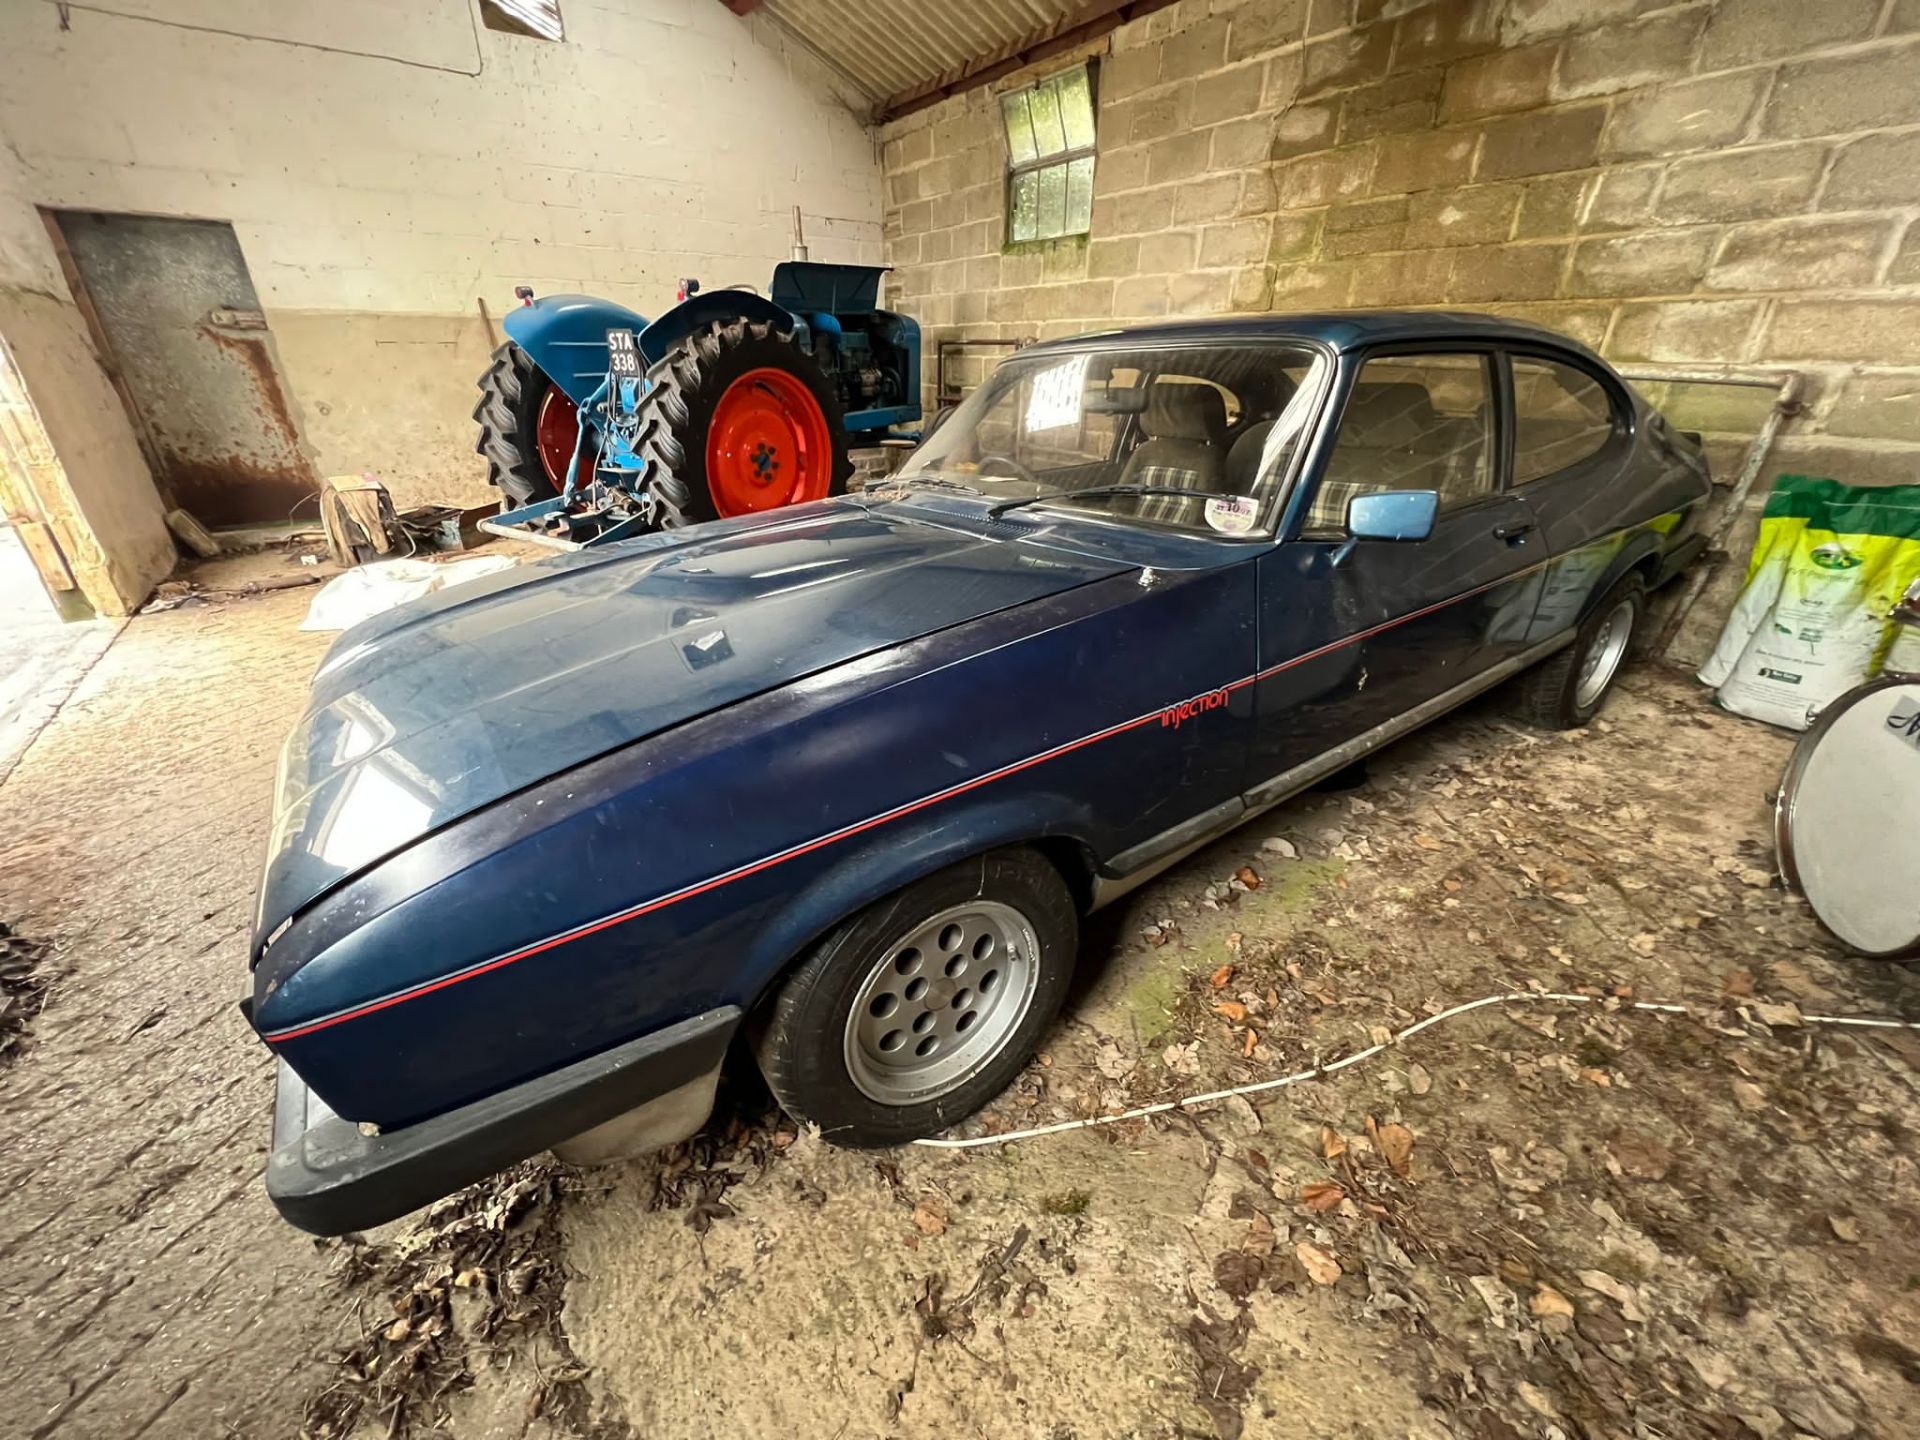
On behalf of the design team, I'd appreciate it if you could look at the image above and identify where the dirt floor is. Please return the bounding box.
[3,575,1919,1440]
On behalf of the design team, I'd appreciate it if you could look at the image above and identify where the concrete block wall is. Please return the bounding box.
[881,0,1920,636]
[0,0,884,512]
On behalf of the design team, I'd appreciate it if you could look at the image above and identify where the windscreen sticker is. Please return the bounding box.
[1204,494,1259,535]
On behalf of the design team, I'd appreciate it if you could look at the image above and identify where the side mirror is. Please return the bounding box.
[1347,489,1438,542]
[1330,490,1438,567]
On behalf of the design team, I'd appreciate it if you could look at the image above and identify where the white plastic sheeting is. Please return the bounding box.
[299,556,519,633]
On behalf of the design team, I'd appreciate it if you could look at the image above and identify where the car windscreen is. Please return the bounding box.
[901,342,1327,537]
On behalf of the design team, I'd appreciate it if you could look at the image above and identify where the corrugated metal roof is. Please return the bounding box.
[758,0,1082,106]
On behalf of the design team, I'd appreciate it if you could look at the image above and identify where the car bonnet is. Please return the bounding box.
[254,502,1129,941]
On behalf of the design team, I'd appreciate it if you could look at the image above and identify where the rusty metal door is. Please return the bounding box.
[53,212,315,526]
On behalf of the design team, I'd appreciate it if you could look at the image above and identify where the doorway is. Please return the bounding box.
[47,212,316,527]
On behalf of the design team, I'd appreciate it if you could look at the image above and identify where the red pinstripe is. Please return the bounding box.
[262,559,1549,1044]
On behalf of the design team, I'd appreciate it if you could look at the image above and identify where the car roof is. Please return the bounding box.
[1018,310,1607,365]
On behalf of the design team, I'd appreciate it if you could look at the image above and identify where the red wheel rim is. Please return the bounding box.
[705,368,834,517]
[535,384,598,491]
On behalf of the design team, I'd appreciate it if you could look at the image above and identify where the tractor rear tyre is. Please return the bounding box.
[473,342,597,509]
[633,319,852,528]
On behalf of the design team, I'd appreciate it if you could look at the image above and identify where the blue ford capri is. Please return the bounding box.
[246,312,1710,1233]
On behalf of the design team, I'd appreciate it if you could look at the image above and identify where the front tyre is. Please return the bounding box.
[1515,573,1645,729]
[753,849,1077,1146]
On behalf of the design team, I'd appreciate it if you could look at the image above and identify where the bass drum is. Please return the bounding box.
[1775,676,1920,958]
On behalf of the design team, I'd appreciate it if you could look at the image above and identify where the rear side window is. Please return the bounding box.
[1309,354,1494,534]
[1511,357,1616,483]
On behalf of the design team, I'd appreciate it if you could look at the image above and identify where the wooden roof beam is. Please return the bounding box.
[874,0,1179,125]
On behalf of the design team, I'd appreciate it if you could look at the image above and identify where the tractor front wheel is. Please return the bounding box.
[473,342,598,508]
[634,320,851,527]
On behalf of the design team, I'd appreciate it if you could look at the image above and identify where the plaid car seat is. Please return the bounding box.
[1116,381,1228,523]
[1303,383,1482,536]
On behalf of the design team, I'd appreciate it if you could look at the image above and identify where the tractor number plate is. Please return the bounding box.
[606,328,642,378]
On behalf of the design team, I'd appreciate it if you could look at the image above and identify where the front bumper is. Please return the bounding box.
[266,1006,740,1235]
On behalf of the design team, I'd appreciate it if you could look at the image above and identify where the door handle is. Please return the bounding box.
[1493,522,1535,544]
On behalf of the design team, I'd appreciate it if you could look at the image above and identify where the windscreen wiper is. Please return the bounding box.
[987,483,1217,518]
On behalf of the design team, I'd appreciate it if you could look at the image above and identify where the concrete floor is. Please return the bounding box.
[0,525,118,783]
[1,578,1916,1440]
[0,584,337,1440]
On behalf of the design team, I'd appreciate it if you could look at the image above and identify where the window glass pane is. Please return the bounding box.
[900,342,1324,535]
[482,0,563,40]
[1065,155,1095,234]
[1058,67,1095,149]
[1028,79,1067,159]
[1512,357,1615,483]
[1036,162,1068,239]
[1010,169,1040,243]
[1312,355,1493,532]
[1002,91,1038,166]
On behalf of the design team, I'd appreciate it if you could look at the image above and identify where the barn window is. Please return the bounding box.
[481,0,563,41]
[1002,64,1096,245]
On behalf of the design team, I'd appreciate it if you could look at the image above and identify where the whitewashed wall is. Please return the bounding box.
[0,0,885,511]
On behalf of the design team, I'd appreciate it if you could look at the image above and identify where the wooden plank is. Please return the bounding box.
[13,519,78,592]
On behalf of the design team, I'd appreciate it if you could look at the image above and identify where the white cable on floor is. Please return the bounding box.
[909,989,1920,1151]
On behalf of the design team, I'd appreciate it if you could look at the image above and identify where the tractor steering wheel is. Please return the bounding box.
[977,454,1038,485]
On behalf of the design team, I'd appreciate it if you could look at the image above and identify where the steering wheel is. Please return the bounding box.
[977,454,1037,485]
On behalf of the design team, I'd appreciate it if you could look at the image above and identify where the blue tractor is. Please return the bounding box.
[473,262,921,547]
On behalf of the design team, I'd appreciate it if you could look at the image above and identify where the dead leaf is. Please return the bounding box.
[1413,833,1443,850]
[910,1198,947,1236]
[1242,1028,1258,1058]
[1243,1212,1276,1257]
[1296,1241,1341,1286]
[1753,1000,1804,1028]
[1214,1000,1249,1024]
[1517,1381,1560,1419]
[1531,1284,1575,1319]
[1163,1040,1201,1075]
[1606,1133,1672,1181]
[1320,1126,1347,1160]
[1722,967,1755,997]
[1732,1079,1767,1113]
[1407,1063,1433,1096]
[1576,1269,1647,1323]
[1210,964,1235,990]
[1829,1214,1862,1244]
[1300,1181,1344,1213]
[1213,1250,1264,1299]
[1376,1121,1415,1177]
[384,1316,412,1342]
[1235,865,1262,890]
[1629,932,1658,957]
[1578,1067,1612,1086]
[1442,876,1463,892]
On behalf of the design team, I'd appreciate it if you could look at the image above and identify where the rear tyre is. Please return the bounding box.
[632,319,852,528]
[753,849,1077,1146]
[1515,573,1645,729]
[473,343,595,508]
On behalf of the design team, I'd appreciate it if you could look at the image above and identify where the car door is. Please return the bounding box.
[1247,349,1546,798]
[1500,350,1639,644]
